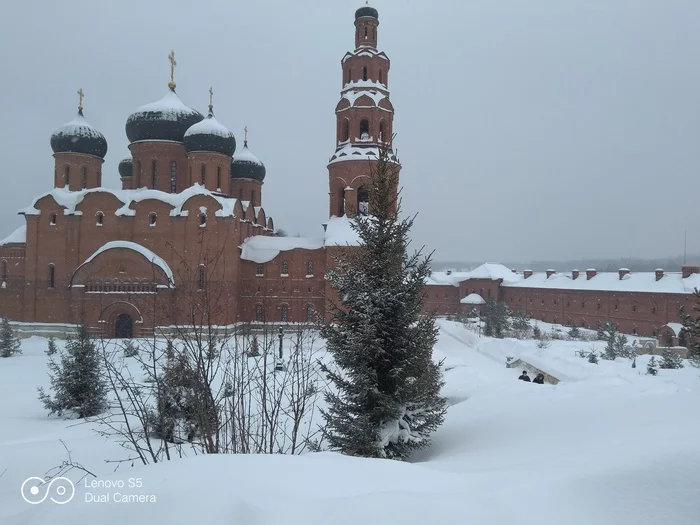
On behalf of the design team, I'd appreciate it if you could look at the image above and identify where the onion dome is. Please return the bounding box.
[118,157,133,178]
[355,5,378,19]
[184,103,236,156]
[50,108,108,159]
[125,88,203,143]
[231,134,266,182]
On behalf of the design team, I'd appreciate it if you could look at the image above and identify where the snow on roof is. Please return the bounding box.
[52,113,103,139]
[233,144,263,166]
[18,185,240,219]
[427,263,521,288]
[324,215,362,247]
[341,90,388,107]
[0,225,26,246]
[664,323,685,336]
[130,90,197,121]
[504,269,700,295]
[240,236,324,264]
[342,79,387,92]
[341,48,388,63]
[184,113,231,138]
[75,241,174,286]
[328,144,400,165]
[461,293,486,305]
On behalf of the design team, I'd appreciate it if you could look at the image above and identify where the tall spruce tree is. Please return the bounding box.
[37,324,107,418]
[482,299,509,338]
[320,145,447,460]
[679,289,700,366]
[0,317,21,357]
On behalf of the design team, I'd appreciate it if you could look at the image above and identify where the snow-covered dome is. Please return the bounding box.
[355,5,378,19]
[125,88,203,143]
[118,157,132,178]
[461,293,486,305]
[50,109,108,159]
[183,109,236,156]
[231,140,266,182]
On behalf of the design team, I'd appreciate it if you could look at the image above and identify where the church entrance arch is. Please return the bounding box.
[115,314,133,339]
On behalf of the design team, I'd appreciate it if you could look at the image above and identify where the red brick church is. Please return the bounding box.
[0,5,396,337]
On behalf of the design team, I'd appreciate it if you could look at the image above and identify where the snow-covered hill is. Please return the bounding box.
[1,322,699,525]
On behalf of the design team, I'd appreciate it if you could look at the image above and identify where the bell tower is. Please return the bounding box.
[327,4,400,218]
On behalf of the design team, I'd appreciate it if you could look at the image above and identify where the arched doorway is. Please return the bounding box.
[115,314,133,339]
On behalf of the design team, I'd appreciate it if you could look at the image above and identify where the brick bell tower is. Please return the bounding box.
[327,3,400,218]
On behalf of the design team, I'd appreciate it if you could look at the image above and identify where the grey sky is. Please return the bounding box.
[1,0,699,263]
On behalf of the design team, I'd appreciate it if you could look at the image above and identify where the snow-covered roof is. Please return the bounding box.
[324,216,361,247]
[0,225,26,246]
[184,113,231,138]
[233,145,263,166]
[428,263,521,287]
[74,241,174,286]
[340,90,388,108]
[341,79,388,92]
[664,323,685,336]
[503,270,700,295]
[240,236,324,264]
[461,293,486,305]
[18,185,242,219]
[130,90,195,121]
[328,144,399,165]
[51,113,103,139]
[341,48,389,64]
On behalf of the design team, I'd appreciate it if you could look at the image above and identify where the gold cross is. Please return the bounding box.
[209,86,214,111]
[168,50,177,89]
[77,88,84,111]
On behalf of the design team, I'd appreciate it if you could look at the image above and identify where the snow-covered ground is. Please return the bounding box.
[1,322,699,525]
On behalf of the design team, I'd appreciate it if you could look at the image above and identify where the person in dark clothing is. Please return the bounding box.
[518,370,531,382]
[533,373,545,384]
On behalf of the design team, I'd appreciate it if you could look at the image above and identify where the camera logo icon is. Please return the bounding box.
[21,476,75,505]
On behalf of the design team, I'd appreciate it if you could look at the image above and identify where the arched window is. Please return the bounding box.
[64,166,70,185]
[49,213,57,226]
[256,264,264,276]
[306,305,314,323]
[251,189,256,204]
[199,213,207,227]
[379,121,386,142]
[342,119,349,141]
[1,260,7,283]
[96,212,104,226]
[652,305,657,314]
[362,66,368,81]
[256,304,264,322]
[118,264,126,274]
[216,166,221,190]
[198,265,206,290]
[200,165,206,185]
[357,186,369,215]
[379,69,383,84]
[338,187,345,216]
[364,27,368,38]
[281,304,288,322]
[149,213,157,226]
[307,261,314,276]
[48,264,55,288]
[170,161,177,193]
[281,261,289,276]
[81,167,87,189]
[359,119,369,139]
[151,160,158,189]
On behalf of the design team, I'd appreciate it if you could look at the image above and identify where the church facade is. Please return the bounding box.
[0,5,396,337]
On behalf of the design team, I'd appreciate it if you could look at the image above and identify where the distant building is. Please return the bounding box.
[0,5,397,337]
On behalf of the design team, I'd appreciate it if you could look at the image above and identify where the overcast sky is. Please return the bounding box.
[1,0,699,263]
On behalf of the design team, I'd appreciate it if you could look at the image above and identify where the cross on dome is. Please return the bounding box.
[168,50,177,89]
[77,88,84,113]
[209,86,214,112]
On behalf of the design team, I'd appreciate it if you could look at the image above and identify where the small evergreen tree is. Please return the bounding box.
[533,325,542,340]
[588,350,599,364]
[46,337,58,356]
[0,316,21,358]
[632,357,637,368]
[512,307,530,331]
[600,323,619,360]
[37,324,107,418]
[660,348,684,369]
[679,289,700,366]
[567,326,581,340]
[320,145,447,460]
[597,321,616,341]
[646,356,659,375]
[122,339,139,357]
[482,299,509,338]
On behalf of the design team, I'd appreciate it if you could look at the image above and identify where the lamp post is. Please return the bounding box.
[275,326,284,371]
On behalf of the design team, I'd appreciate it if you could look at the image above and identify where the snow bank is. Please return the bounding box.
[240,236,324,263]
[0,224,26,245]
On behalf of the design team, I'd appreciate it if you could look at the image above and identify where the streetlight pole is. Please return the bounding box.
[275,326,284,371]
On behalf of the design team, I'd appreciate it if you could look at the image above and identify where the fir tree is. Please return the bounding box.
[511,307,530,331]
[567,326,581,340]
[0,316,21,358]
[46,337,58,356]
[660,348,684,369]
[37,324,107,418]
[646,356,659,376]
[122,340,139,357]
[320,145,447,460]
[533,325,542,340]
[597,321,616,341]
[679,289,700,366]
[601,323,619,360]
[588,350,599,364]
[482,299,509,338]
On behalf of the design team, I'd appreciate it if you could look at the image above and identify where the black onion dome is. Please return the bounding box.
[50,109,108,159]
[118,157,133,178]
[125,88,203,143]
[355,5,378,19]
[183,109,236,156]
[231,141,266,182]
